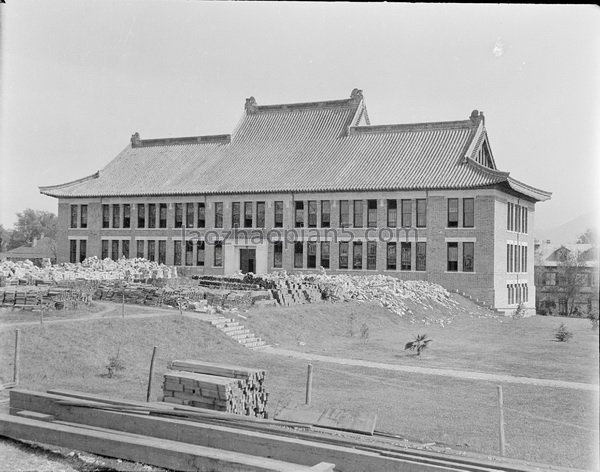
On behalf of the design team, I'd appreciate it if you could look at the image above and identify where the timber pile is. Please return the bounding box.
[0,286,91,310]
[162,360,268,418]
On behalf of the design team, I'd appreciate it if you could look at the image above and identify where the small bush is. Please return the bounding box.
[587,311,599,330]
[106,349,126,378]
[360,323,370,343]
[554,323,573,342]
[513,303,526,320]
[404,334,433,356]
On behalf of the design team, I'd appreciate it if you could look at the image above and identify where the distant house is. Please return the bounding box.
[534,242,599,316]
[0,237,57,265]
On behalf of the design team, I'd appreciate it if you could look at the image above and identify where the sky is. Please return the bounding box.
[1,1,599,234]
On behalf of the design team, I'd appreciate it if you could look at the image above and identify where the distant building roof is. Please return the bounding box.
[40,89,551,202]
[2,237,56,260]
[536,243,598,268]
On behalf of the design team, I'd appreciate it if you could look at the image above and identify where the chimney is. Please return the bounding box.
[131,132,141,147]
[245,97,258,114]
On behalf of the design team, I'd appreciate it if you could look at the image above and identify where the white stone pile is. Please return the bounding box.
[0,257,176,283]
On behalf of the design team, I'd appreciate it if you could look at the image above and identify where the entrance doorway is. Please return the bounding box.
[239,248,256,274]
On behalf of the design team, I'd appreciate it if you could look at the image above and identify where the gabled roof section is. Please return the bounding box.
[40,89,552,202]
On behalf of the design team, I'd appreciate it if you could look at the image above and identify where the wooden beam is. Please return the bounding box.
[0,413,333,472]
[10,389,541,472]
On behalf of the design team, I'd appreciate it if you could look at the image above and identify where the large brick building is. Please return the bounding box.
[40,89,550,313]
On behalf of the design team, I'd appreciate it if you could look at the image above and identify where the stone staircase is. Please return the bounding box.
[209,316,269,350]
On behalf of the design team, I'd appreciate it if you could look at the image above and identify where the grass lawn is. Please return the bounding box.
[242,296,600,384]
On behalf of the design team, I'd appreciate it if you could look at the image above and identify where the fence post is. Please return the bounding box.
[146,346,158,402]
[13,329,21,384]
[497,385,506,456]
[305,364,313,406]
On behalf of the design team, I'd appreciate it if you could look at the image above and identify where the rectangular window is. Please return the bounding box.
[70,240,77,263]
[214,202,223,228]
[274,201,284,228]
[80,205,88,229]
[294,242,303,268]
[112,205,120,229]
[320,241,330,269]
[148,203,156,229]
[197,203,205,228]
[516,245,521,273]
[295,201,304,228]
[79,240,87,262]
[416,242,427,271]
[186,203,194,228]
[463,242,474,272]
[173,241,181,265]
[70,205,78,228]
[214,241,223,267]
[196,241,204,266]
[137,204,145,229]
[339,200,350,228]
[147,240,156,262]
[174,203,183,228]
[367,200,377,228]
[185,240,193,266]
[387,242,397,270]
[273,241,283,269]
[353,200,363,228]
[447,242,458,271]
[102,204,110,228]
[507,203,512,231]
[111,240,119,261]
[524,209,528,234]
[463,198,474,228]
[545,272,556,286]
[122,204,130,228]
[232,202,241,228]
[508,244,513,273]
[339,242,349,269]
[401,242,411,271]
[416,199,427,228]
[353,241,363,270]
[102,240,109,259]
[244,202,253,228]
[367,241,377,270]
[307,241,317,268]
[516,206,521,233]
[159,204,167,228]
[308,201,317,228]
[120,240,128,259]
[256,202,265,228]
[158,240,166,264]
[387,200,397,227]
[447,199,458,227]
[401,200,412,227]
[321,201,330,228]
[136,240,144,258]
[522,246,527,272]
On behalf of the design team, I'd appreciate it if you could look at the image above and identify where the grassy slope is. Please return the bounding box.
[0,301,597,469]
[242,295,600,384]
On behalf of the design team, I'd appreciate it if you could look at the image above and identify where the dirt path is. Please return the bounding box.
[265,347,599,392]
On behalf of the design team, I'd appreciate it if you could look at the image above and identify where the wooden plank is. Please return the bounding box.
[0,413,328,472]
[14,410,55,422]
[275,402,377,435]
[8,390,428,472]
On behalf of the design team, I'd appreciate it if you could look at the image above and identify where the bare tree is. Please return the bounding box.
[556,247,589,316]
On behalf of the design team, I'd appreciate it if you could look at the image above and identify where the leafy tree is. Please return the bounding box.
[0,224,11,251]
[577,228,598,246]
[8,209,57,250]
[556,247,589,317]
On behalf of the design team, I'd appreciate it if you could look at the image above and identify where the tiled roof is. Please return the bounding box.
[535,243,598,268]
[40,90,551,202]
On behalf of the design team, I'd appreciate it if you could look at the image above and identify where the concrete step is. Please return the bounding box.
[212,321,240,329]
[238,336,263,345]
[221,327,251,336]
[228,332,255,341]
[246,340,268,349]
[220,324,246,334]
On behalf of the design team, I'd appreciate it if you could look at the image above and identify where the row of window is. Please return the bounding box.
[507,283,529,305]
[506,244,528,273]
[72,197,477,230]
[507,202,528,234]
[543,271,594,287]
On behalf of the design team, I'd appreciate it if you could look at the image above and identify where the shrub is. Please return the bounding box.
[554,323,573,342]
[404,334,433,356]
[106,348,126,378]
[513,303,526,320]
[587,311,599,330]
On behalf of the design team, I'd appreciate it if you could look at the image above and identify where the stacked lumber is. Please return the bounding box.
[162,360,268,418]
[0,286,90,310]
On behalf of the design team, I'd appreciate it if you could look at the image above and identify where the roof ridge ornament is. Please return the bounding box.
[350,88,363,103]
[470,109,485,125]
[245,96,258,114]
[131,132,141,147]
